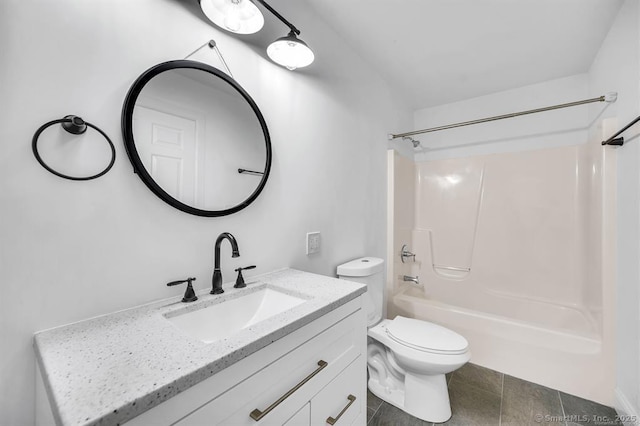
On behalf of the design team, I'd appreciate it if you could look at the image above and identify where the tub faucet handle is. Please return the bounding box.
[401,245,416,263]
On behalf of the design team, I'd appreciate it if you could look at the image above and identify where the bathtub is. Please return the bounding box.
[391,284,613,405]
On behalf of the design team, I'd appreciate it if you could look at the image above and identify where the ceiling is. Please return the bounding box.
[300,0,624,110]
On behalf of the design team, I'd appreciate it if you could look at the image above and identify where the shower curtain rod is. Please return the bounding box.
[388,92,618,140]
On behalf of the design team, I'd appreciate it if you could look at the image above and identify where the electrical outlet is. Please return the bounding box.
[306,232,321,255]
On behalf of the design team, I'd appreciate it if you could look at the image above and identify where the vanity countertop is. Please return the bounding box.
[34,268,366,426]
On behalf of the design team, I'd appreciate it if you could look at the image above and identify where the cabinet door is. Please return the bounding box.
[284,403,310,426]
[311,356,366,426]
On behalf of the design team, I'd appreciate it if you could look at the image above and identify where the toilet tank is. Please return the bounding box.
[336,257,384,327]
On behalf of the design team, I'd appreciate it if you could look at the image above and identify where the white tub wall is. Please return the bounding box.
[414,144,602,335]
[414,157,484,273]
[577,138,605,326]
[474,146,586,310]
[0,1,414,424]
[587,0,640,419]
[386,150,416,314]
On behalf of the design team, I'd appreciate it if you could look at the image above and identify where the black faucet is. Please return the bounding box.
[211,232,240,294]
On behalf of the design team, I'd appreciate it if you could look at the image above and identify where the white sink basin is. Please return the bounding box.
[165,287,307,343]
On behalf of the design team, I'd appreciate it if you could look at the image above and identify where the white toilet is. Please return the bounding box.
[337,257,470,423]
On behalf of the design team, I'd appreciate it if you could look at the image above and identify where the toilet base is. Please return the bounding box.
[368,368,452,423]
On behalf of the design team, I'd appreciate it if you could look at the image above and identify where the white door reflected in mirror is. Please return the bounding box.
[131,67,267,211]
[133,106,201,206]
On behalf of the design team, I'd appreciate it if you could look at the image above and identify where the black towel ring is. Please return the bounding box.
[32,115,116,181]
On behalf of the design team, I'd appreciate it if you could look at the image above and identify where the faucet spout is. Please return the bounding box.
[403,275,420,286]
[214,232,240,265]
[211,232,240,294]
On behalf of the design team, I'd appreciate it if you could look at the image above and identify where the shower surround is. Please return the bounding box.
[387,142,616,405]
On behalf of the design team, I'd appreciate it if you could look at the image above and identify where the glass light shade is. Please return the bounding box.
[199,0,264,34]
[266,32,315,70]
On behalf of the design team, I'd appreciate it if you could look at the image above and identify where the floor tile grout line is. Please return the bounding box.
[368,400,383,425]
[498,373,504,426]
[558,390,567,426]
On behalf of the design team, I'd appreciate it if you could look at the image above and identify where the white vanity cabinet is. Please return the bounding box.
[126,297,366,426]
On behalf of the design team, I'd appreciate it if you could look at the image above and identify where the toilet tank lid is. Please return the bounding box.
[336,257,384,277]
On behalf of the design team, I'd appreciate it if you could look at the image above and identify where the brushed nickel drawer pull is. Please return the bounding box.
[326,394,356,425]
[250,360,328,421]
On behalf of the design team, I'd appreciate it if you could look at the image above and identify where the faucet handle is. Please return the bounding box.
[400,244,416,263]
[236,265,256,271]
[166,277,196,286]
[167,277,198,303]
[234,266,256,289]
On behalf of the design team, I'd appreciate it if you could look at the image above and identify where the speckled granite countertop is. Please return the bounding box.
[34,268,366,426]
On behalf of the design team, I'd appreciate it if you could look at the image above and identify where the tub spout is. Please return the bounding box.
[403,275,420,286]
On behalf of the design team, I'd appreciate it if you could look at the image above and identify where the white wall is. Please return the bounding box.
[0,1,412,424]
[587,0,640,419]
[413,74,590,161]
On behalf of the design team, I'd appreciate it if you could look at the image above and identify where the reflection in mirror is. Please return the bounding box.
[132,68,267,211]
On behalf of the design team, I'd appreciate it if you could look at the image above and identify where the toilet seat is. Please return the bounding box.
[385,316,468,355]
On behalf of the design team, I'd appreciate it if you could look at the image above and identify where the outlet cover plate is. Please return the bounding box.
[306,232,321,255]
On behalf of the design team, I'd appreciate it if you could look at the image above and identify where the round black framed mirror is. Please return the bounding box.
[122,60,271,217]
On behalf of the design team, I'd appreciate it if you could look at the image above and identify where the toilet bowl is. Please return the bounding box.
[337,257,470,423]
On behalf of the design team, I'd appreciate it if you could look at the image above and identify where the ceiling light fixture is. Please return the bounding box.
[266,30,314,71]
[199,0,264,34]
[199,0,314,70]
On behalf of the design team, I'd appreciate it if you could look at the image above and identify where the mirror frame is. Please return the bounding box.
[122,60,272,217]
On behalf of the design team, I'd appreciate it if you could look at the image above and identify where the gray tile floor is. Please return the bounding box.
[367,363,622,426]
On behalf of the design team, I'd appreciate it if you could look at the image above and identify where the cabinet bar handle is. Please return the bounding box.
[326,395,356,425]
[249,360,328,421]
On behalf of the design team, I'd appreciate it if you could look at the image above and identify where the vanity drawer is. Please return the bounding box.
[311,357,365,426]
[284,403,310,426]
[175,308,364,426]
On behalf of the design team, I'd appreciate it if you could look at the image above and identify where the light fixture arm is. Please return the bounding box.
[252,0,301,35]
